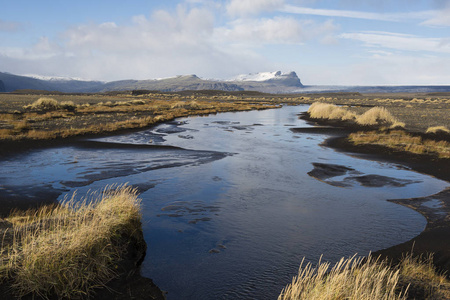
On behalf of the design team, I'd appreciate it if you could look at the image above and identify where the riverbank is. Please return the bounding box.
[299,110,450,277]
[325,135,450,274]
[0,185,166,300]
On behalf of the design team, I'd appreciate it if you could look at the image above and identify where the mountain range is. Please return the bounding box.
[0,71,303,94]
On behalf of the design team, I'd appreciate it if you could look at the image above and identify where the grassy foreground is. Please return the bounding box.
[0,185,142,299]
[278,254,450,300]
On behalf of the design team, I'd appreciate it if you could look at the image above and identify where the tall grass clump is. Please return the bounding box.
[278,255,407,300]
[355,107,397,126]
[398,253,450,299]
[307,102,356,121]
[0,185,142,299]
[26,97,60,110]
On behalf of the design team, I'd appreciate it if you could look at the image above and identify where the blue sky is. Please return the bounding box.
[1,0,449,85]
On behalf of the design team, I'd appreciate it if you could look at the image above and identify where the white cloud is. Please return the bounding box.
[280,4,437,22]
[421,3,450,26]
[353,53,450,85]
[217,17,338,44]
[0,4,275,80]
[298,53,450,85]
[340,31,450,53]
[218,17,306,44]
[226,0,285,17]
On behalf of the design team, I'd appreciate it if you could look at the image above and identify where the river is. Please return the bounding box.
[0,105,447,299]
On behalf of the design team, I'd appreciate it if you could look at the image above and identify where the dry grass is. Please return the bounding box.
[278,254,407,300]
[426,126,450,134]
[0,185,142,299]
[349,130,450,158]
[399,254,450,299]
[0,98,278,141]
[307,102,356,121]
[308,102,400,127]
[25,97,60,110]
[355,107,397,126]
[278,253,450,300]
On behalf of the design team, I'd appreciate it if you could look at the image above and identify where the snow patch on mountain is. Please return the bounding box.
[232,71,291,82]
[22,74,101,82]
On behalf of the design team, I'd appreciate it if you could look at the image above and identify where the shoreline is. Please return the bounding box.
[325,135,450,274]
[300,113,450,275]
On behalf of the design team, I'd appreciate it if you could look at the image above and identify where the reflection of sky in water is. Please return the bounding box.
[0,105,448,300]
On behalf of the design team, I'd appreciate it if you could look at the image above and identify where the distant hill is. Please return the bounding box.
[0,71,304,94]
[2,71,449,94]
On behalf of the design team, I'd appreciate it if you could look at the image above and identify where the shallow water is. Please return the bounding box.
[0,105,448,299]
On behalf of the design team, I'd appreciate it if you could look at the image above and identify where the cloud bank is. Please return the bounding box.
[0,0,449,85]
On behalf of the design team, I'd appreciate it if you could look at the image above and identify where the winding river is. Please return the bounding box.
[0,105,448,299]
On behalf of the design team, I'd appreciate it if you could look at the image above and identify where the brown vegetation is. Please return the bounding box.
[278,253,450,300]
[0,185,142,299]
[307,102,400,127]
[349,130,450,159]
[0,96,280,141]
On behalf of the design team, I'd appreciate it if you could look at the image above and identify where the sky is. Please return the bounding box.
[0,0,449,85]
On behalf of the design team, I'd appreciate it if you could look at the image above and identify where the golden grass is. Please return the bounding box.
[25,97,60,110]
[307,102,357,121]
[399,254,450,299]
[307,102,400,127]
[426,126,450,134]
[355,107,397,126]
[390,121,406,129]
[0,185,142,299]
[0,99,278,141]
[278,254,407,300]
[349,130,450,158]
[278,253,450,300]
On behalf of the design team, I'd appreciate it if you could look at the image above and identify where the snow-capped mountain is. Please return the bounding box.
[0,71,304,93]
[22,74,97,82]
[232,71,303,88]
[233,71,292,82]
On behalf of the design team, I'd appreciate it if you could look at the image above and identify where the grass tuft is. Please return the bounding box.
[25,97,60,110]
[426,126,450,134]
[0,185,142,299]
[307,102,356,121]
[278,254,407,300]
[278,253,450,300]
[355,107,397,126]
